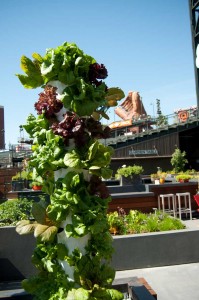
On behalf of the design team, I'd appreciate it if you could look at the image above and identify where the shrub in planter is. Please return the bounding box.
[107,208,186,235]
[115,164,144,185]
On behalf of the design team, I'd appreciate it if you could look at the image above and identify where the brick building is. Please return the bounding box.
[0,106,5,149]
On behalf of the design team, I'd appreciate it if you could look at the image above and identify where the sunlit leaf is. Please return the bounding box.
[34,224,58,242]
[66,288,90,300]
[105,87,125,102]
[32,202,46,224]
[32,52,43,64]
[16,220,36,235]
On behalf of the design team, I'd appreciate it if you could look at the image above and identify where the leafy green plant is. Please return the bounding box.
[12,172,23,181]
[0,198,33,226]
[30,174,43,188]
[171,148,188,173]
[175,173,192,182]
[12,170,33,181]
[107,209,186,235]
[16,42,124,119]
[185,169,196,175]
[16,200,58,242]
[158,216,186,231]
[107,208,127,235]
[15,42,125,300]
[21,170,33,180]
[159,172,167,179]
[30,181,43,187]
[150,171,167,181]
[150,173,159,180]
[115,164,144,178]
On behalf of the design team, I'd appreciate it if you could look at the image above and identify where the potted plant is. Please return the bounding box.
[150,171,167,184]
[30,181,43,191]
[159,172,167,184]
[175,173,192,183]
[115,164,144,185]
[29,171,43,191]
[15,42,125,299]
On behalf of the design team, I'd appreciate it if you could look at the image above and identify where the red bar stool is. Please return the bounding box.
[158,194,176,217]
[175,192,192,220]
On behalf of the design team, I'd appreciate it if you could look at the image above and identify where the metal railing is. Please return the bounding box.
[1,108,199,166]
[101,108,199,146]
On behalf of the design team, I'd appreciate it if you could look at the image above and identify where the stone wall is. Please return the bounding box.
[0,167,21,200]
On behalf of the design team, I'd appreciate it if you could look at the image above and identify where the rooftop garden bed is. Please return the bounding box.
[0,198,33,227]
[107,208,186,235]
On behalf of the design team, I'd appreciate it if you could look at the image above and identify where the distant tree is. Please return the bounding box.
[171,148,188,173]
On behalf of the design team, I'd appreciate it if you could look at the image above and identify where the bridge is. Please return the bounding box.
[100,108,199,151]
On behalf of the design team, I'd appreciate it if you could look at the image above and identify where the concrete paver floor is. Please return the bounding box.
[182,217,199,229]
[115,262,199,300]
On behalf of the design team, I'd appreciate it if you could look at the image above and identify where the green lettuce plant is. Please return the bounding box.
[16,42,125,300]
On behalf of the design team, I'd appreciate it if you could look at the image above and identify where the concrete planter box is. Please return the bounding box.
[1,226,199,281]
[111,228,199,270]
[0,226,36,281]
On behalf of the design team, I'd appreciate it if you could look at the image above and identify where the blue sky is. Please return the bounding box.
[0,0,196,147]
